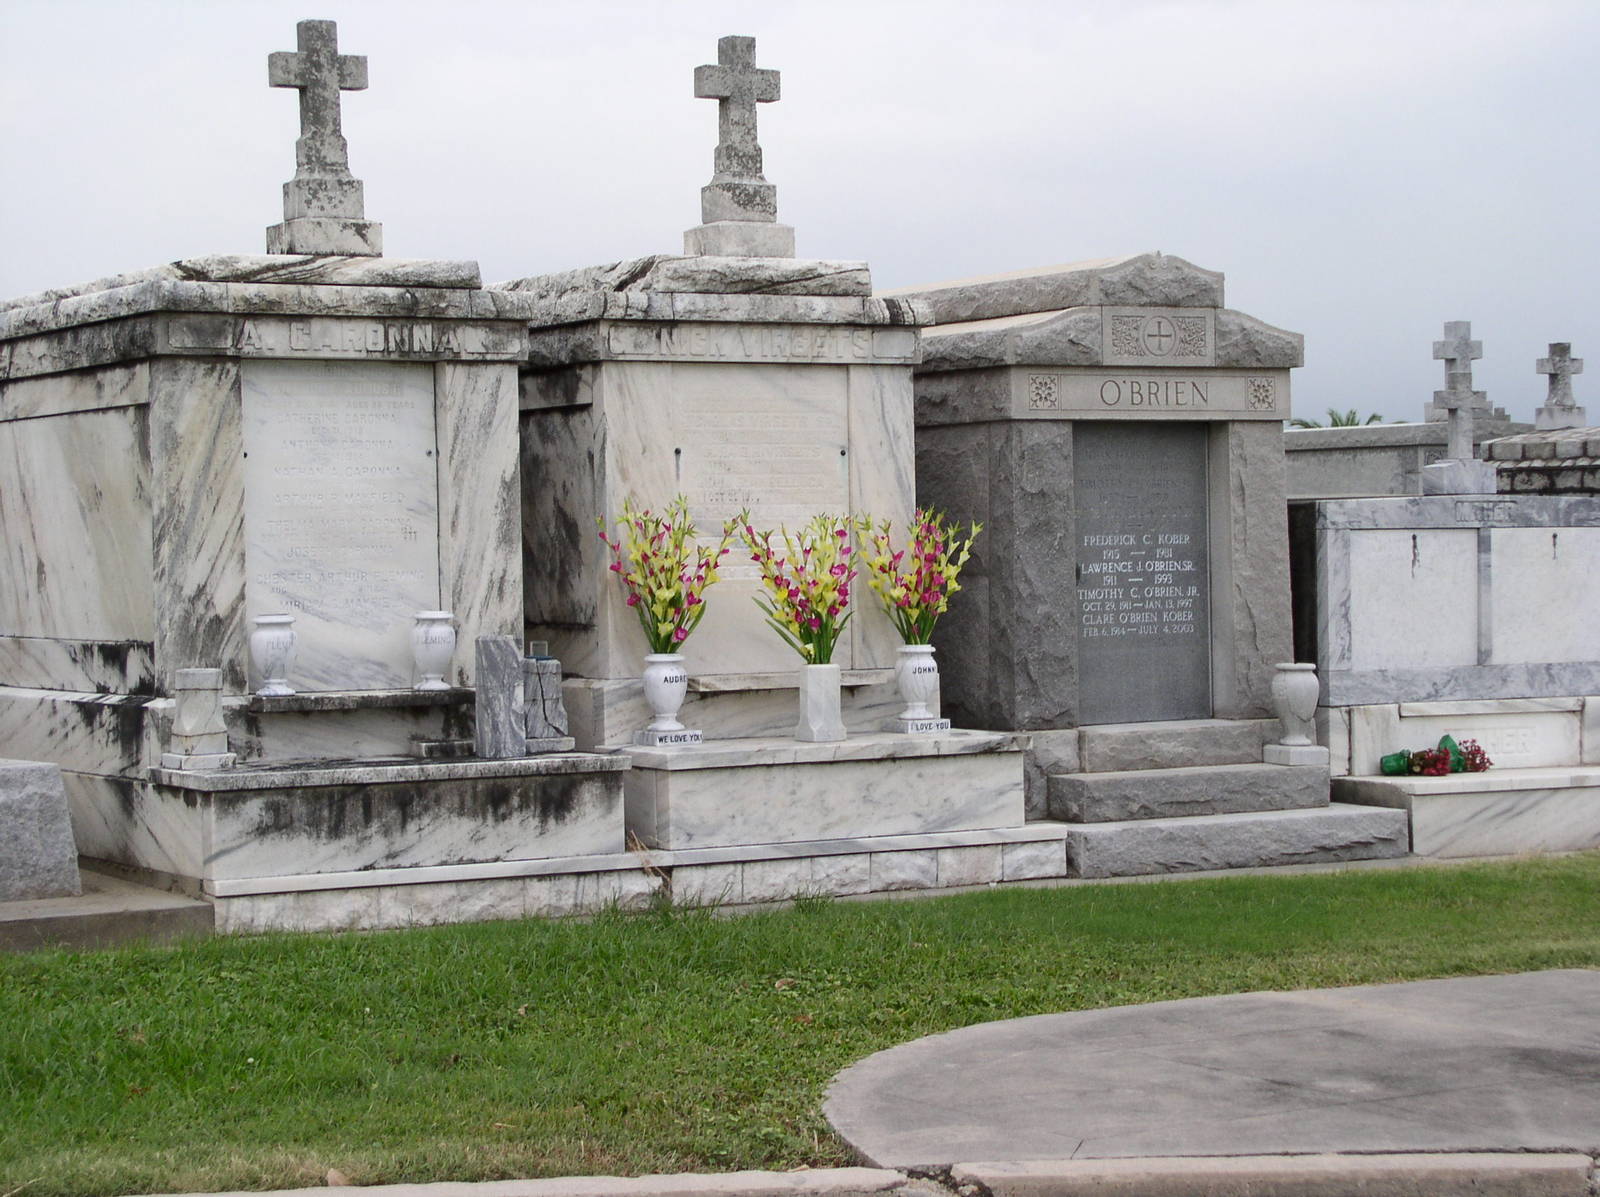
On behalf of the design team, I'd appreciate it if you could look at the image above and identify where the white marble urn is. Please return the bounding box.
[642,653,690,733]
[894,644,939,723]
[412,611,456,691]
[249,614,297,697]
[1270,662,1319,746]
[795,663,847,743]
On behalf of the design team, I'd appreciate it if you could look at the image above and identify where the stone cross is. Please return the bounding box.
[1429,321,1487,452]
[1537,343,1583,408]
[265,19,383,256]
[696,35,780,187]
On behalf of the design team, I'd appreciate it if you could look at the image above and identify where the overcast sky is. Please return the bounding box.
[3,0,1595,424]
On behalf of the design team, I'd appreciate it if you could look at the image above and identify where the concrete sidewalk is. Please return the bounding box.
[824,970,1600,1166]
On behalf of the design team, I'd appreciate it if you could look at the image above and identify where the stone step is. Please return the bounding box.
[1049,762,1328,823]
[1078,718,1278,773]
[1065,803,1409,879]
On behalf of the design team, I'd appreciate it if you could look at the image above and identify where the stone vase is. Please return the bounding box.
[249,614,297,697]
[642,653,689,734]
[895,644,939,722]
[411,611,456,691]
[795,663,847,743]
[1270,662,1319,746]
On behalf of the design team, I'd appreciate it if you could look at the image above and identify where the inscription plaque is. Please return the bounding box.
[1075,422,1211,723]
[242,360,441,690]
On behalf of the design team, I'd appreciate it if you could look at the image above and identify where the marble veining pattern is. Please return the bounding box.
[0,361,148,421]
[626,749,1023,850]
[437,363,523,686]
[150,357,248,694]
[0,636,156,694]
[0,687,153,777]
[195,772,626,881]
[1408,785,1600,857]
[0,407,155,641]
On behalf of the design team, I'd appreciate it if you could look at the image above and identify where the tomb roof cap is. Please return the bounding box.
[880,252,1225,324]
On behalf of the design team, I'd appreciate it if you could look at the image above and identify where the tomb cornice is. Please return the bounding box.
[493,255,873,301]
[916,306,1302,371]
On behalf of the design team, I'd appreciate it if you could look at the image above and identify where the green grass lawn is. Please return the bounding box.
[4,852,1599,1195]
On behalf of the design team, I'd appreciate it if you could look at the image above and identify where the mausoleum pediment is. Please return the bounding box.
[880,252,1225,325]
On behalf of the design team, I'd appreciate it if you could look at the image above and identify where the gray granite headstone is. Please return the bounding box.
[1074,423,1211,724]
[474,636,526,759]
[0,759,81,901]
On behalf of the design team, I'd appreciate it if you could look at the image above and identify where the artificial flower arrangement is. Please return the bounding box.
[1380,735,1492,777]
[855,508,983,644]
[597,495,737,653]
[739,512,857,664]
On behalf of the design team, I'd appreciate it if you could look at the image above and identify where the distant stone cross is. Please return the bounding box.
[269,19,367,178]
[1432,321,1485,460]
[1433,320,1483,402]
[1537,342,1583,408]
[695,35,780,182]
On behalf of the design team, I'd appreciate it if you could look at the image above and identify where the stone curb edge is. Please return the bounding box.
[946,1152,1600,1197]
[140,1152,1600,1197]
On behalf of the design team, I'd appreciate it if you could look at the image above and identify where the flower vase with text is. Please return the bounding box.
[599,495,736,747]
[742,513,856,743]
[858,509,982,733]
[411,611,456,691]
[249,614,297,697]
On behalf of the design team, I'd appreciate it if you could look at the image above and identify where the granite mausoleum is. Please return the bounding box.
[890,256,1408,874]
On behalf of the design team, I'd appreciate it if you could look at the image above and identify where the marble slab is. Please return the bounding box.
[143,755,628,884]
[0,406,155,641]
[625,732,1024,850]
[241,359,442,691]
[1334,767,1600,857]
[528,357,914,682]
[1345,702,1581,776]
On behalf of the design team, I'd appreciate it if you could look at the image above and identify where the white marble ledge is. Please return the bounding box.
[1343,765,1600,796]
[0,279,544,342]
[1314,495,1600,530]
[1395,698,1585,717]
[203,821,1077,897]
[152,752,630,791]
[687,668,894,693]
[627,730,1025,771]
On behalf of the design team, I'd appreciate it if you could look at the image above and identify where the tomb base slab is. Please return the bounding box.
[1335,766,1600,857]
[140,754,628,888]
[623,731,1025,850]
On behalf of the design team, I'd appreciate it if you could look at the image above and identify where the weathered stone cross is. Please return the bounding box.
[1432,321,1486,460]
[696,35,780,183]
[270,20,366,184]
[265,19,382,255]
[1537,342,1584,408]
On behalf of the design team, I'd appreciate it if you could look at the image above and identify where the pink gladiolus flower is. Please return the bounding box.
[627,594,640,606]
[673,627,688,642]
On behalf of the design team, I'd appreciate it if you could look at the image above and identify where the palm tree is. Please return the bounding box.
[1288,408,1386,429]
